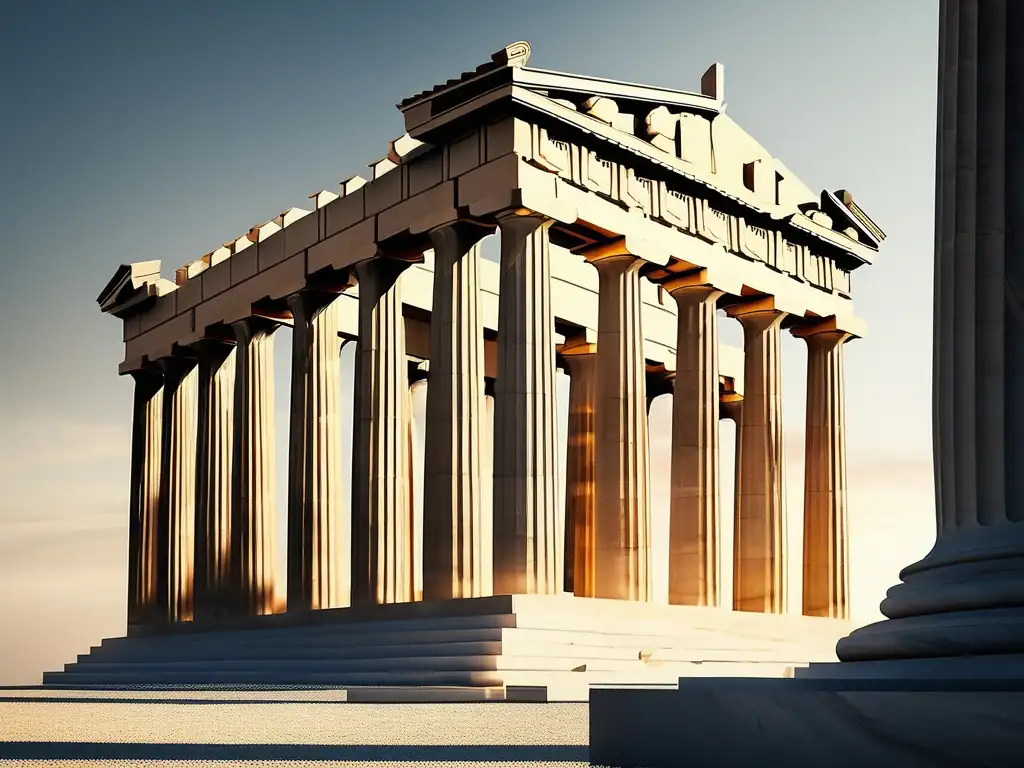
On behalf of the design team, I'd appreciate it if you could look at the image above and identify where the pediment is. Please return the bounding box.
[397,41,883,262]
[821,189,886,248]
[97,260,161,318]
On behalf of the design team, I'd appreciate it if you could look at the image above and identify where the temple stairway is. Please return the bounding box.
[41,594,849,701]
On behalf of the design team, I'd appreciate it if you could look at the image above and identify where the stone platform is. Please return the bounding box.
[588,665,1024,768]
[40,594,848,701]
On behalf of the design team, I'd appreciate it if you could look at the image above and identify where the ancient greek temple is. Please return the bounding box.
[57,43,883,694]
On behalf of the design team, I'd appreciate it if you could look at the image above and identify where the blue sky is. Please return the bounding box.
[0,0,939,683]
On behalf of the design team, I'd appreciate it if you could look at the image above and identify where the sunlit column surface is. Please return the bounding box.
[590,250,652,603]
[422,222,489,599]
[351,257,414,604]
[728,303,787,614]
[796,324,851,619]
[157,357,198,623]
[230,317,279,617]
[287,292,345,611]
[127,368,163,629]
[491,212,560,595]
[192,339,236,621]
[561,341,598,597]
[667,282,724,607]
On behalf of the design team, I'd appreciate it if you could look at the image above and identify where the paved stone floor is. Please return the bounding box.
[0,693,595,767]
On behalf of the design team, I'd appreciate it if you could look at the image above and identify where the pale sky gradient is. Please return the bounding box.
[0,0,939,685]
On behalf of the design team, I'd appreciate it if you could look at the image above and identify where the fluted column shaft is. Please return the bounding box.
[230,318,278,617]
[127,369,163,628]
[492,213,560,595]
[482,385,495,596]
[668,285,724,607]
[351,257,413,605]
[287,291,345,612]
[157,357,198,623]
[409,374,428,601]
[730,307,787,614]
[839,0,1024,662]
[592,254,652,602]
[422,222,488,599]
[562,345,598,597]
[800,329,851,619]
[192,340,236,621]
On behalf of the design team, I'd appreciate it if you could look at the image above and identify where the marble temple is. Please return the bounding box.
[45,42,885,698]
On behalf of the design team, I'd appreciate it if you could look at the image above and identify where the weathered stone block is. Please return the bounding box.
[408,149,444,196]
[256,229,285,271]
[175,277,202,313]
[448,131,482,177]
[324,191,365,236]
[201,259,231,300]
[140,293,176,333]
[365,169,403,216]
[282,209,319,258]
[308,218,376,273]
[231,245,258,285]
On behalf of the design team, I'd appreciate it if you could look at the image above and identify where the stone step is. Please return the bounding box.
[98,611,518,650]
[61,653,801,677]
[76,634,836,668]
[42,660,800,698]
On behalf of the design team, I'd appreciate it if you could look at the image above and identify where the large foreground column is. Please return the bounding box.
[840,0,1024,661]
[796,323,851,619]
[492,212,560,595]
[667,282,723,607]
[157,357,198,623]
[127,368,163,628]
[230,317,279,617]
[192,339,236,621]
[562,341,598,597]
[351,257,413,605]
[422,222,488,599]
[728,302,787,614]
[287,291,345,611]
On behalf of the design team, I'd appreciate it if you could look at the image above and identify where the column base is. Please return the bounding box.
[838,523,1024,662]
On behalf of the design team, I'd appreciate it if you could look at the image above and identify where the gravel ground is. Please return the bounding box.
[0,697,594,767]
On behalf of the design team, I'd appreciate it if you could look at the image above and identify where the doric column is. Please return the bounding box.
[666,281,724,607]
[126,368,163,629]
[351,257,414,605]
[561,340,598,597]
[795,323,851,619]
[482,379,495,597]
[586,245,651,603]
[156,357,198,623]
[286,291,345,612]
[191,339,236,621]
[409,371,428,602]
[727,302,787,614]
[230,317,279,617]
[492,212,560,595]
[840,0,1024,661]
[422,222,488,599]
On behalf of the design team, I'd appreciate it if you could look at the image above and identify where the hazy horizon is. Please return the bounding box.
[0,0,939,685]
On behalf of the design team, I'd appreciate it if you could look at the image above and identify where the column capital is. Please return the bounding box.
[725,296,788,332]
[494,208,557,238]
[790,315,857,344]
[660,268,731,301]
[286,288,342,320]
[578,234,671,269]
[428,218,494,245]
